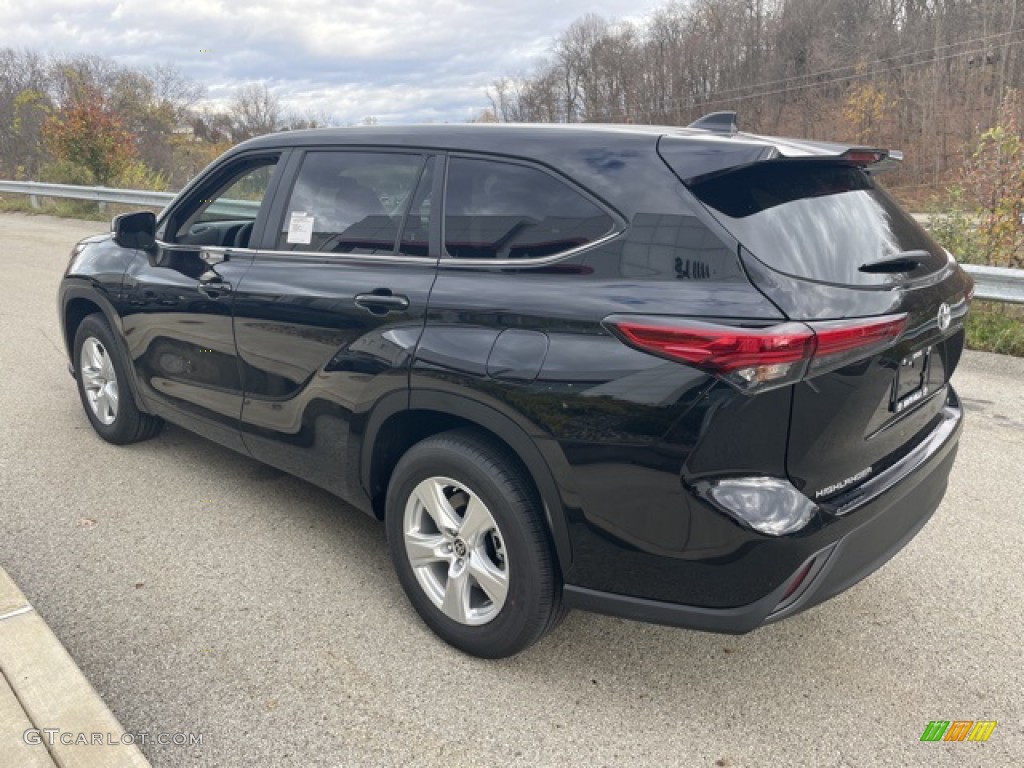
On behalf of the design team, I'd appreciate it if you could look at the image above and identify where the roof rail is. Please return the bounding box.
[687,111,738,134]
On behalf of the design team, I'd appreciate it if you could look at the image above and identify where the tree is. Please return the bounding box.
[0,48,51,177]
[963,89,1024,267]
[229,83,282,140]
[8,88,49,178]
[43,85,136,185]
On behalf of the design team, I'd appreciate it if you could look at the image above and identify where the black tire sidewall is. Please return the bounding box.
[385,434,556,658]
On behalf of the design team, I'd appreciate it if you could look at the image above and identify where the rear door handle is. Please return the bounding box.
[354,291,410,314]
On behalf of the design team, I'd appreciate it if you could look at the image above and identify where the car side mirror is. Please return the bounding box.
[112,211,156,250]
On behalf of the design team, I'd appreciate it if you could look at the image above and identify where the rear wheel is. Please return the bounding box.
[385,429,562,658]
[73,314,163,445]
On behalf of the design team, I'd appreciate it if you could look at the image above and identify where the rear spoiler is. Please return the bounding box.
[678,111,904,177]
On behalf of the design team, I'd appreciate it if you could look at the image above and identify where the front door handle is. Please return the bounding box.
[198,271,232,299]
[354,291,410,315]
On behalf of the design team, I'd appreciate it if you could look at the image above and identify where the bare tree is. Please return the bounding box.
[229,83,283,140]
[490,0,1024,195]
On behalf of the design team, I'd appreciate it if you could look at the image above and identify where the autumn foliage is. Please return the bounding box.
[43,86,136,186]
[964,90,1024,267]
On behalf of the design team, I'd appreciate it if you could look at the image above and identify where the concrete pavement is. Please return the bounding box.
[0,567,149,768]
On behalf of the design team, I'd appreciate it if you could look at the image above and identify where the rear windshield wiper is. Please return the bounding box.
[859,250,928,273]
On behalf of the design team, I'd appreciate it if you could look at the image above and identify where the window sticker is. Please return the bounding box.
[286,211,314,244]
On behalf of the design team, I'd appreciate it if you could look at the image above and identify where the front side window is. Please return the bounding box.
[172,157,278,248]
[444,157,614,260]
[277,152,426,254]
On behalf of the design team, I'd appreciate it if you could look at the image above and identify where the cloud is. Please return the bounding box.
[1,0,665,124]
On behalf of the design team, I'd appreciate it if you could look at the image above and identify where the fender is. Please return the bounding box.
[59,281,152,415]
[361,387,575,573]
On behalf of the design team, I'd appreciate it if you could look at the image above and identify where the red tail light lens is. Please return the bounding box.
[607,318,813,390]
[807,315,909,376]
[605,313,907,392]
[841,149,886,166]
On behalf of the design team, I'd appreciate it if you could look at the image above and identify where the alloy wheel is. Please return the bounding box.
[403,476,509,626]
[80,337,119,426]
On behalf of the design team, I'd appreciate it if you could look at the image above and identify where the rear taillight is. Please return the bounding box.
[605,313,907,392]
[807,315,909,376]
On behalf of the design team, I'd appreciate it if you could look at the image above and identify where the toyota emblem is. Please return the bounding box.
[937,303,951,331]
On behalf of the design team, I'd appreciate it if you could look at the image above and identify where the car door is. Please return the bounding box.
[120,151,286,451]
[232,149,439,505]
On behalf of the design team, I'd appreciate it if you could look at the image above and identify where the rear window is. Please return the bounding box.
[444,157,614,260]
[689,161,947,286]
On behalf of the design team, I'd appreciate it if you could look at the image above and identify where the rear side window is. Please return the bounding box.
[444,157,614,260]
[690,161,947,285]
[278,152,425,254]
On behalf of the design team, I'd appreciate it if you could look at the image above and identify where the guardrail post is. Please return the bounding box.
[29,194,39,209]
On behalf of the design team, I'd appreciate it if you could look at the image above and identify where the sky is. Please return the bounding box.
[0,0,667,124]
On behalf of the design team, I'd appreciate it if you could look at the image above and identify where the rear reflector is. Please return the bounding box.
[605,313,907,391]
[781,558,817,601]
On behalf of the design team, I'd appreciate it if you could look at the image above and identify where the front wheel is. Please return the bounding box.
[73,313,163,445]
[385,430,563,658]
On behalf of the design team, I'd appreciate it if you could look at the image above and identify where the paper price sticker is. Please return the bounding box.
[286,212,315,244]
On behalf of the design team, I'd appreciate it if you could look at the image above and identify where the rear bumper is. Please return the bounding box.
[563,387,963,633]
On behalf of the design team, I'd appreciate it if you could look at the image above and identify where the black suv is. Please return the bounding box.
[59,115,971,657]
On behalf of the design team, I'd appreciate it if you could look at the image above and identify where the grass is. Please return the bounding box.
[965,301,1024,356]
[0,195,155,221]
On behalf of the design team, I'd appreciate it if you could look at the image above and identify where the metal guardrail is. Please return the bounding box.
[0,179,174,208]
[0,179,259,219]
[1,179,1022,303]
[963,264,1024,304]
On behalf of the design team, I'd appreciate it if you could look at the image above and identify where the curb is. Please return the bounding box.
[0,567,150,768]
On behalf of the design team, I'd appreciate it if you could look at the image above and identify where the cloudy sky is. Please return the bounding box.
[1,0,667,124]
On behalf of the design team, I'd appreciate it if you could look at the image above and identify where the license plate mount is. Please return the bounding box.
[891,346,932,414]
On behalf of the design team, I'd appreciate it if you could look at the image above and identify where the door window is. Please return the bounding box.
[172,157,278,248]
[443,157,614,260]
[277,152,427,254]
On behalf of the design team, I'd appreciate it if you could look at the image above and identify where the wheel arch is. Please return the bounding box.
[61,285,148,411]
[362,391,574,574]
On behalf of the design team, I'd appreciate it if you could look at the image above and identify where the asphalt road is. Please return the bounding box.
[1,212,1021,768]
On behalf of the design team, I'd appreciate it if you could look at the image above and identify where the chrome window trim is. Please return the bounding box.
[206,229,622,269]
[154,242,260,254]
[154,240,438,266]
[436,229,623,269]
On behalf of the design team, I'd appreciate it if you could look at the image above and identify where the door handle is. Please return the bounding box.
[198,271,232,299]
[354,291,410,314]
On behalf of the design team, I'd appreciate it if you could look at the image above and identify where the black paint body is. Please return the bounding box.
[58,125,970,632]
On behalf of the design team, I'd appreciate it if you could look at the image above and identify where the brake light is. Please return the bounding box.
[842,149,887,166]
[808,315,909,375]
[605,314,907,392]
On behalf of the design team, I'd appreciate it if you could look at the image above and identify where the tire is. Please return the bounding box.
[73,313,163,445]
[385,429,563,658]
